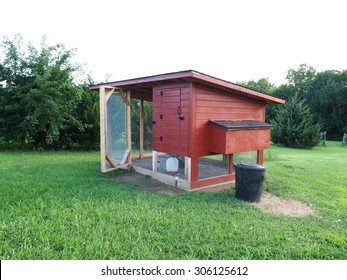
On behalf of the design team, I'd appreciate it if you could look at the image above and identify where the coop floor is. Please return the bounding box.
[132,155,229,180]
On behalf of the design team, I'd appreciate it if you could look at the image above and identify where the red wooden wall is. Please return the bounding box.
[189,83,266,188]
[152,83,190,157]
[151,82,267,189]
[191,83,266,158]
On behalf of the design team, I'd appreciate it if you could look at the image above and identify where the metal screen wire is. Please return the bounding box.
[233,151,258,164]
[106,94,126,161]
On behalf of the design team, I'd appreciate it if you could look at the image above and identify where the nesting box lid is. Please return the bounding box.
[209,120,273,131]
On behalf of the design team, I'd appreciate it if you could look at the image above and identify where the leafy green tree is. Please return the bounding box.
[0,35,84,148]
[272,94,320,149]
[60,79,100,149]
[309,70,347,139]
[238,77,276,94]
[238,78,279,123]
[286,63,316,98]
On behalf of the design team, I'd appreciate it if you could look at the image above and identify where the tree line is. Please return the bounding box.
[0,36,346,150]
[0,35,99,149]
[239,64,347,146]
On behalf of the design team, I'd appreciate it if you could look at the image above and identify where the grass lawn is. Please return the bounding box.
[0,141,346,259]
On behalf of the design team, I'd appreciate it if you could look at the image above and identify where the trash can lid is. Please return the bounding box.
[236,163,267,171]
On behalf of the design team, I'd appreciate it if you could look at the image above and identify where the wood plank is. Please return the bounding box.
[190,174,235,189]
[99,86,107,172]
[152,151,158,172]
[196,100,262,109]
[126,90,132,166]
[190,155,199,181]
[120,149,130,165]
[257,150,264,165]
[106,154,118,168]
[184,157,191,182]
[180,87,190,94]
[161,96,181,103]
[228,154,234,174]
[196,106,262,114]
[139,99,144,159]
[106,93,112,157]
[195,112,260,120]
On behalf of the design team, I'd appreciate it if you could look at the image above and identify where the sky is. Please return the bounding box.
[1,0,346,85]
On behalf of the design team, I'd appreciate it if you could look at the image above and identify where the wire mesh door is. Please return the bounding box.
[100,86,131,172]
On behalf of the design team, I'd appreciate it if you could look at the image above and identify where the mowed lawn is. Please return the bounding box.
[0,142,346,260]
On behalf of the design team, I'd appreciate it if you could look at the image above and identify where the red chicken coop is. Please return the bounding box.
[90,70,285,190]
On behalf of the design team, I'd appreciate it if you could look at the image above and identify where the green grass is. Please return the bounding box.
[0,142,346,259]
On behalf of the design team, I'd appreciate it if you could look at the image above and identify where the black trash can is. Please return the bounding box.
[235,163,267,203]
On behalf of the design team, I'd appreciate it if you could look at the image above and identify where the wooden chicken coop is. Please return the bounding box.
[90,70,285,190]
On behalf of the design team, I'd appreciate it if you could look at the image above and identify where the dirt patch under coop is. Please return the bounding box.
[114,172,316,217]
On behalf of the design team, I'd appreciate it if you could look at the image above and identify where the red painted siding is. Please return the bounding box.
[193,83,266,158]
[152,83,190,157]
[208,125,271,154]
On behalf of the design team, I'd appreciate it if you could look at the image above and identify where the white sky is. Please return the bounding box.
[1,0,346,85]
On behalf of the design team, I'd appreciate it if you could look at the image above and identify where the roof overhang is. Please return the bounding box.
[90,70,285,105]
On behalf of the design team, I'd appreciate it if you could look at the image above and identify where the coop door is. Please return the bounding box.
[100,87,131,172]
[152,87,188,156]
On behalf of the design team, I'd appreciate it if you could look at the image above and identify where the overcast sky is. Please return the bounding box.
[1,0,346,85]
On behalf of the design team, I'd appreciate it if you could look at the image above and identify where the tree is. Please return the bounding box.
[238,77,276,94]
[238,78,279,123]
[286,63,316,98]
[0,35,84,148]
[308,70,347,139]
[271,94,320,149]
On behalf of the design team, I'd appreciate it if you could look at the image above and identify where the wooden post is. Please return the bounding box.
[99,86,107,172]
[152,151,158,172]
[184,157,191,181]
[257,150,264,165]
[106,89,112,157]
[126,90,132,166]
[190,155,199,182]
[228,154,234,174]
[139,99,144,159]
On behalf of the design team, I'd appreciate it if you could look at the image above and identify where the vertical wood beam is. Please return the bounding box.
[190,155,199,182]
[106,89,112,157]
[152,151,158,172]
[99,86,107,172]
[139,99,144,159]
[184,157,191,182]
[257,150,264,165]
[126,90,132,166]
[228,154,234,174]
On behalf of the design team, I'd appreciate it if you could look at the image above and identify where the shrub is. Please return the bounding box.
[272,94,320,149]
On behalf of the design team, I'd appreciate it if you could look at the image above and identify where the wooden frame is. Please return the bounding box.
[99,86,132,172]
[139,99,144,159]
